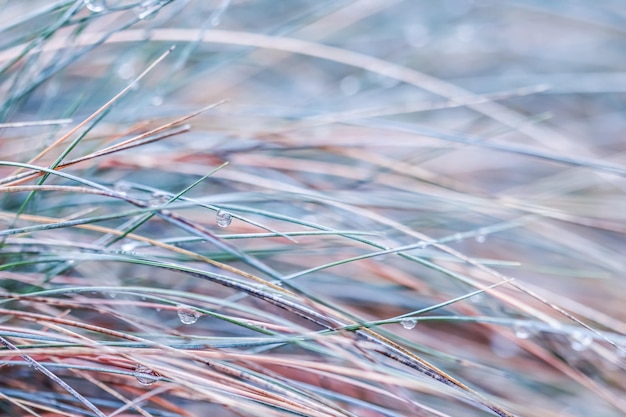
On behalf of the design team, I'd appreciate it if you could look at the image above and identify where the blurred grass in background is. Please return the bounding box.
[1,1,625,416]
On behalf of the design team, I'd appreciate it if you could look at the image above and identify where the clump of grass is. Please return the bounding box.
[1,1,625,416]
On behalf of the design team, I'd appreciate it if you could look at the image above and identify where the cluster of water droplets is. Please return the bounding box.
[177,304,200,325]
[512,321,595,352]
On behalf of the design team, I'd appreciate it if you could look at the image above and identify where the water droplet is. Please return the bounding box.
[121,242,137,251]
[109,292,117,298]
[149,192,169,207]
[453,233,463,242]
[340,75,361,96]
[177,305,200,325]
[400,318,417,330]
[513,322,533,339]
[569,330,593,351]
[151,95,164,106]
[135,0,164,20]
[114,181,131,197]
[216,210,232,228]
[116,62,135,80]
[84,0,106,13]
[475,234,486,243]
[416,241,427,249]
[134,364,158,386]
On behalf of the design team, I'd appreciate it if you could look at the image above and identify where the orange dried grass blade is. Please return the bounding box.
[8,46,175,177]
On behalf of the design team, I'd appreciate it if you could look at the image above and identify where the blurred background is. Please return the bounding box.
[1,1,625,416]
